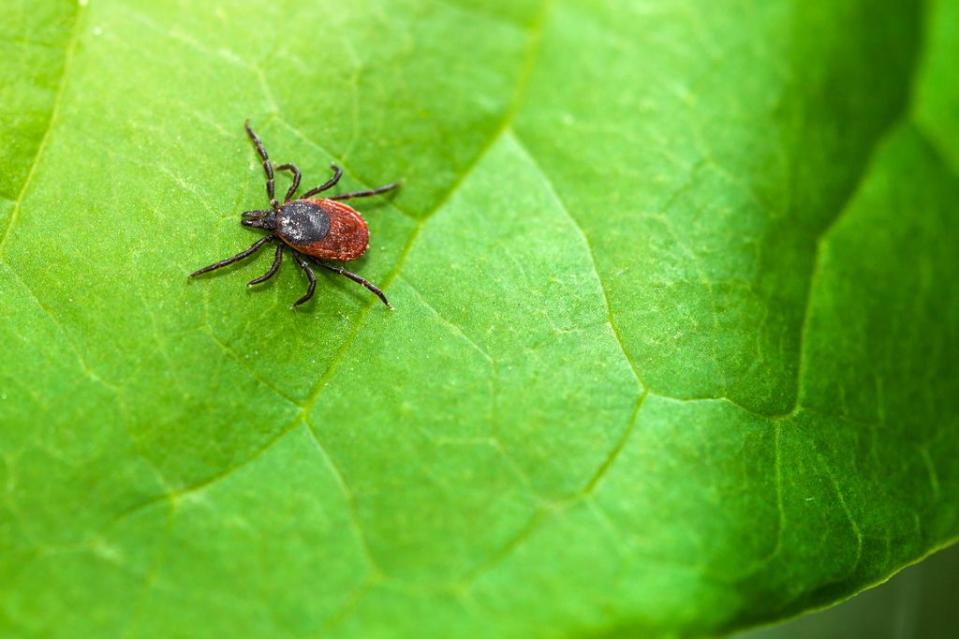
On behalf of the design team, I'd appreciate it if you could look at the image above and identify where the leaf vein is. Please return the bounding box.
[296,0,552,414]
[0,4,83,254]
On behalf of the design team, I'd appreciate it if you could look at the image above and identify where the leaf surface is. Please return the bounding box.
[1,1,958,637]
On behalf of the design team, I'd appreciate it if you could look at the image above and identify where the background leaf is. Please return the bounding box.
[1,0,957,637]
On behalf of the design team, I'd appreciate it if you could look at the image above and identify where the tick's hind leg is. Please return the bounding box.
[301,164,343,198]
[330,182,399,201]
[248,243,283,286]
[291,252,316,307]
[275,163,301,202]
[190,236,272,277]
[244,120,279,210]
[316,261,392,308]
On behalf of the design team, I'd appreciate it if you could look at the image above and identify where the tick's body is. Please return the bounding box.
[190,121,398,308]
[277,199,369,261]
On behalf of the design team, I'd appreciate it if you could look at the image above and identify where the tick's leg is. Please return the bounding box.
[275,163,301,202]
[190,236,272,277]
[244,120,279,210]
[248,243,283,286]
[291,252,317,307]
[329,182,400,201]
[300,164,343,198]
[316,261,392,308]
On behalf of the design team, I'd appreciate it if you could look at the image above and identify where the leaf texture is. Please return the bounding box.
[1,1,957,637]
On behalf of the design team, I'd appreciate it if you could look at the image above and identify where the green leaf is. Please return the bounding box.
[2,0,957,637]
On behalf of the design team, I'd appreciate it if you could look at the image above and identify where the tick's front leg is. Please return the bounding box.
[190,236,272,277]
[245,120,279,210]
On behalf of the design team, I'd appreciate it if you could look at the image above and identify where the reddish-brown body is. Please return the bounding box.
[276,198,370,262]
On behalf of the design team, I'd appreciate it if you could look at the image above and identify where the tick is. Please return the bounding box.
[190,121,399,308]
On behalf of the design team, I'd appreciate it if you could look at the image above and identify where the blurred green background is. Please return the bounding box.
[740,542,959,638]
